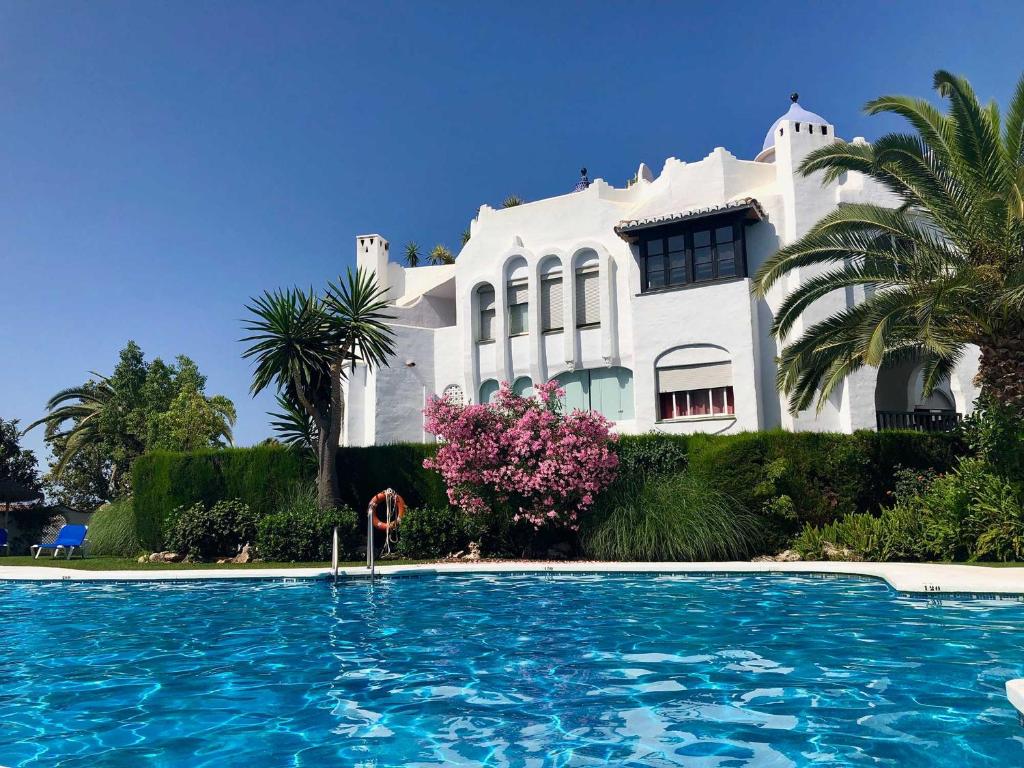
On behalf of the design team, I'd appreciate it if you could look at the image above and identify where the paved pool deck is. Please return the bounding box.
[2,560,1024,596]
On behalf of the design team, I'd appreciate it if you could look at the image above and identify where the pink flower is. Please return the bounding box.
[422,380,618,530]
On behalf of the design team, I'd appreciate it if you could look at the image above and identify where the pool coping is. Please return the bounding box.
[2,560,1023,596]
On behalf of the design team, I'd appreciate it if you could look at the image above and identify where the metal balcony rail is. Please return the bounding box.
[876,409,960,433]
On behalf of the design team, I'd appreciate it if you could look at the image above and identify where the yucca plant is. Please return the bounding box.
[501,195,524,208]
[242,268,395,508]
[428,244,455,265]
[754,70,1024,414]
[404,241,421,268]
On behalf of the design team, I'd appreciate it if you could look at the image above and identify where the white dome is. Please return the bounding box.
[762,97,829,152]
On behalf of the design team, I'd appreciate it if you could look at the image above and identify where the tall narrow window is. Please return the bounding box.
[507,280,528,336]
[575,268,600,327]
[477,285,495,342]
[541,273,563,332]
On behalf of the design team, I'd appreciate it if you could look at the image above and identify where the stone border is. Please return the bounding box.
[2,560,1024,595]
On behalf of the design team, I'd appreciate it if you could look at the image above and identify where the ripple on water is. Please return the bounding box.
[0,574,1021,767]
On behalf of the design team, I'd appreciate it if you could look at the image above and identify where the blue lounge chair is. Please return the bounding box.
[0,528,8,555]
[31,524,88,560]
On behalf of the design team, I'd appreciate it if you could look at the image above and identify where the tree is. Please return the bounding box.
[753,70,1024,414]
[267,393,318,455]
[423,381,619,530]
[428,244,455,265]
[150,385,236,452]
[242,268,395,508]
[460,228,471,246]
[501,195,524,208]
[30,341,236,501]
[0,418,40,492]
[404,241,421,268]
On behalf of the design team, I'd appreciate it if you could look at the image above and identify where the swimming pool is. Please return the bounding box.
[1,573,1022,766]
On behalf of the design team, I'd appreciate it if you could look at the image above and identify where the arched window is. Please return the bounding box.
[479,379,499,404]
[539,256,563,333]
[476,284,495,342]
[551,367,633,420]
[655,345,734,420]
[441,384,464,404]
[506,257,529,336]
[512,376,534,397]
[574,252,600,328]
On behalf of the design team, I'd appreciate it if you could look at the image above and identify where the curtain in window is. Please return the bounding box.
[575,269,600,327]
[541,276,563,331]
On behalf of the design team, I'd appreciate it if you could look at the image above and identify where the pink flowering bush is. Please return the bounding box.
[423,381,619,530]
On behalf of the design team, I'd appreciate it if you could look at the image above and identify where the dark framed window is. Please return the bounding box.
[640,219,746,292]
[658,386,734,420]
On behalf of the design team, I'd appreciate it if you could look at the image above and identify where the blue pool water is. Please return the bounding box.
[1,574,1022,767]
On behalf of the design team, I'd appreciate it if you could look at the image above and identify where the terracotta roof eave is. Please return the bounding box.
[615,198,766,238]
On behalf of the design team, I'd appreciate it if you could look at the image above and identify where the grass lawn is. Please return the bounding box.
[0,556,428,570]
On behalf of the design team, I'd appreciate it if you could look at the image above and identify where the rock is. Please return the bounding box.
[752,549,802,563]
[216,557,231,564]
[138,555,148,564]
[233,543,253,564]
[462,542,481,562]
[822,542,855,561]
[148,552,163,563]
[163,552,183,563]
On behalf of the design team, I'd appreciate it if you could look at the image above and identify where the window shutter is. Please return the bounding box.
[657,361,732,393]
[478,287,495,341]
[506,281,528,306]
[575,269,600,327]
[541,277,563,331]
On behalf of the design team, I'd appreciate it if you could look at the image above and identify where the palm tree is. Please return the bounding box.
[404,241,421,268]
[753,70,1024,414]
[460,228,471,246]
[242,268,395,508]
[27,378,136,490]
[502,195,524,208]
[428,244,455,265]
[268,393,318,456]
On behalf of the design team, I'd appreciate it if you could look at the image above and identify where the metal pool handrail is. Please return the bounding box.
[331,526,339,583]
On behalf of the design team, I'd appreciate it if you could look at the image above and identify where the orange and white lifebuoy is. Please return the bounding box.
[368,489,406,532]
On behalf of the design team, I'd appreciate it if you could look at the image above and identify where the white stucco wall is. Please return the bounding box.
[341,107,980,445]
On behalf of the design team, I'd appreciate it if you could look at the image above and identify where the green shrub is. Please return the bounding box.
[132,445,311,549]
[686,429,962,551]
[165,498,258,560]
[961,396,1024,481]
[87,498,142,556]
[582,473,760,561]
[256,484,358,562]
[395,506,483,559]
[795,458,1024,563]
[615,433,689,476]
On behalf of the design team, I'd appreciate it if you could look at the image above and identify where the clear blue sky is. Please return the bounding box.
[3,1,1024,463]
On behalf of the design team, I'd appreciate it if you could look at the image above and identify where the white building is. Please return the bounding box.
[343,96,979,446]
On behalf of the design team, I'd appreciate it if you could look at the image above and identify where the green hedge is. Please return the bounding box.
[130,430,963,557]
[686,429,963,551]
[131,443,446,549]
[335,443,448,512]
[132,445,312,549]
